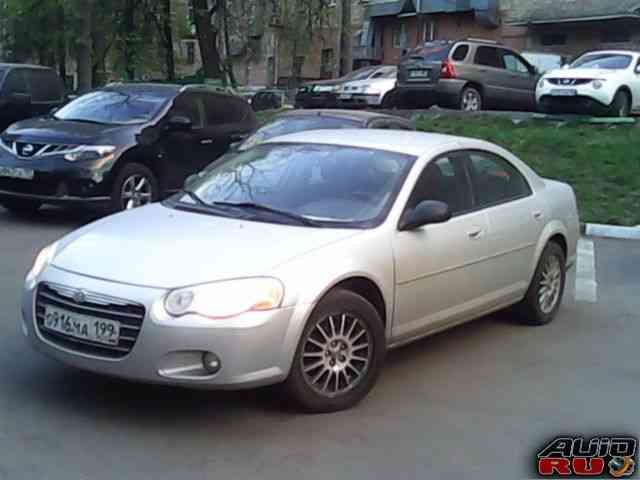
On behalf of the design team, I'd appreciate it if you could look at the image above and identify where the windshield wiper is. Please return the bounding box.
[211,201,321,227]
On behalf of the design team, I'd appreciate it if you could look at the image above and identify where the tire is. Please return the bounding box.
[0,198,42,216]
[110,162,160,213]
[284,289,386,413]
[517,242,566,326]
[608,91,630,117]
[380,90,397,109]
[460,86,483,112]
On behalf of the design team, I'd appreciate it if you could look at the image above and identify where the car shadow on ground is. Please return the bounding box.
[0,205,104,229]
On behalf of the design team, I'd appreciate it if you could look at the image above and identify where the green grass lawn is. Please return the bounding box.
[415,116,640,226]
[255,110,640,226]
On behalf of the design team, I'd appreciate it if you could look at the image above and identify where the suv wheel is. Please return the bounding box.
[0,198,42,216]
[111,163,159,212]
[284,289,386,413]
[460,86,483,112]
[608,91,630,117]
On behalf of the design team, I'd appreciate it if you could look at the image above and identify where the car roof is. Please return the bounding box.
[577,50,639,56]
[0,63,54,71]
[264,129,474,156]
[102,82,240,99]
[275,109,410,124]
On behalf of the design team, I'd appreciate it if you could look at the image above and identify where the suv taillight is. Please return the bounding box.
[441,60,456,79]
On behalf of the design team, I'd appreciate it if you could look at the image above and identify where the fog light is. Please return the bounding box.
[202,352,221,374]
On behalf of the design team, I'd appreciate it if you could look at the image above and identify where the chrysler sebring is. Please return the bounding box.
[21,130,580,412]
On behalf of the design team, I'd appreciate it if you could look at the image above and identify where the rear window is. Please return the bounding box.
[206,96,247,125]
[406,43,453,61]
[452,45,470,62]
[26,69,63,102]
[475,46,504,69]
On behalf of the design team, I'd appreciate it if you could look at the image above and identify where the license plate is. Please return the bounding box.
[550,89,577,97]
[43,306,120,346]
[339,94,352,100]
[0,166,34,180]
[409,69,430,79]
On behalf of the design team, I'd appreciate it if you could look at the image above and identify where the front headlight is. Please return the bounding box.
[538,78,546,89]
[25,242,58,288]
[164,278,284,320]
[64,145,116,162]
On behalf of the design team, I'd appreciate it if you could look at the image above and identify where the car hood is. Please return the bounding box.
[3,117,130,144]
[51,204,363,289]
[544,68,621,79]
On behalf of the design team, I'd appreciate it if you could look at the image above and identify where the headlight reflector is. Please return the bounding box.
[64,145,116,162]
[164,278,284,319]
[25,242,58,287]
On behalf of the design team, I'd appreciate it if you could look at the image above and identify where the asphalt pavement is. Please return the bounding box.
[0,205,638,480]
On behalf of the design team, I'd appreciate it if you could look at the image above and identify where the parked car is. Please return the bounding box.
[337,66,398,108]
[22,129,579,412]
[396,39,539,111]
[295,66,389,109]
[0,83,257,214]
[522,52,568,74]
[537,50,640,117]
[250,89,285,112]
[0,63,65,132]
[235,109,413,152]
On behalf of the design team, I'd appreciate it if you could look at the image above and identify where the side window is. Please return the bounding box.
[502,51,531,74]
[2,69,28,96]
[171,93,205,129]
[27,70,64,102]
[206,96,246,125]
[451,44,469,62]
[467,151,532,208]
[475,46,504,69]
[406,154,472,216]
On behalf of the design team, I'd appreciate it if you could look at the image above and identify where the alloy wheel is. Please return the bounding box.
[538,254,562,314]
[462,90,480,111]
[300,313,372,398]
[121,174,153,210]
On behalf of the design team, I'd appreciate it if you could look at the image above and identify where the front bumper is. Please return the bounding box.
[22,267,311,389]
[339,93,383,107]
[0,150,113,205]
[395,83,439,107]
[537,94,610,115]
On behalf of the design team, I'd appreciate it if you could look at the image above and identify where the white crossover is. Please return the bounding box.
[537,50,640,116]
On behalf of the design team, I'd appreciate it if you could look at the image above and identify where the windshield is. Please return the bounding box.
[522,53,564,73]
[406,43,452,61]
[54,90,169,125]
[178,143,415,228]
[346,67,378,81]
[238,116,361,151]
[571,54,632,70]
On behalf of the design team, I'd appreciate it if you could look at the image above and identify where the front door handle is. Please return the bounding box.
[533,210,544,221]
[467,227,484,239]
[200,139,214,145]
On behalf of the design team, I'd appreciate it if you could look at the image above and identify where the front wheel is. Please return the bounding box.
[110,163,160,213]
[517,242,566,325]
[608,91,630,117]
[284,289,386,413]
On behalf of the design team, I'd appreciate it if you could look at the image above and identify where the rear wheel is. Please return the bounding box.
[0,198,42,216]
[284,289,386,413]
[110,163,159,213]
[517,242,566,325]
[608,91,630,117]
[460,86,483,112]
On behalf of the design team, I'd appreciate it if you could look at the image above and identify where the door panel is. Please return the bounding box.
[501,50,538,110]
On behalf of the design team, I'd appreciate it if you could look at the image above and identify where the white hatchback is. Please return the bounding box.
[536,50,640,117]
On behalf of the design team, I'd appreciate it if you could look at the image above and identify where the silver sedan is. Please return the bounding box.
[21,130,580,412]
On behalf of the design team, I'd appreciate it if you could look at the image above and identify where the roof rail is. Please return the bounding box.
[179,83,233,94]
[464,37,499,44]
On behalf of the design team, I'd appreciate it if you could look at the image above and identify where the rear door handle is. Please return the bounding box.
[467,227,484,239]
[200,139,214,145]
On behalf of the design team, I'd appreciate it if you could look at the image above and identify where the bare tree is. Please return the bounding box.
[76,0,94,92]
[192,0,223,79]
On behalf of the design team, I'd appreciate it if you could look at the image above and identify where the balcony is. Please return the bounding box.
[352,45,383,61]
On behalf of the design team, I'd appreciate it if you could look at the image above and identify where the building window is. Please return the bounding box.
[293,56,304,80]
[423,19,436,42]
[602,31,631,43]
[186,42,195,65]
[392,24,407,49]
[540,33,567,46]
[320,48,335,79]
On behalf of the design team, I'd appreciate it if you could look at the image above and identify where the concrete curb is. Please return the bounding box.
[583,223,640,240]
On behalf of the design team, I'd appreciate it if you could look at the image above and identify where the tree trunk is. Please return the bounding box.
[161,0,176,81]
[339,0,352,76]
[192,0,222,79]
[56,5,67,87]
[221,0,236,86]
[123,0,137,81]
[76,0,93,93]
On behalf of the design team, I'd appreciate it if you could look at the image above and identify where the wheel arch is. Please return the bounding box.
[110,146,161,185]
[614,85,632,107]
[528,222,570,286]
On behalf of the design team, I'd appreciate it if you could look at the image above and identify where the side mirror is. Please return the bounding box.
[184,173,198,189]
[635,66,640,74]
[562,64,570,70]
[7,93,31,106]
[167,115,193,131]
[399,200,451,231]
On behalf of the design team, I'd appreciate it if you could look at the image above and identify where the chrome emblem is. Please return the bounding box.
[21,144,35,155]
[73,290,86,304]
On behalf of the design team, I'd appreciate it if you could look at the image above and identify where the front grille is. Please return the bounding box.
[547,78,592,86]
[35,283,146,359]
[0,138,76,159]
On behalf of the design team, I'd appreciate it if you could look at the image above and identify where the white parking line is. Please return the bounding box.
[575,238,598,303]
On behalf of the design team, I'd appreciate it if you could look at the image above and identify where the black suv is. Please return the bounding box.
[396,39,538,111]
[0,83,257,214]
[0,63,65,132]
